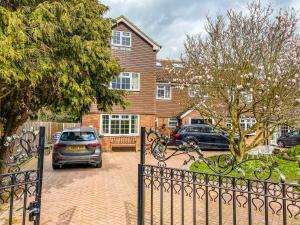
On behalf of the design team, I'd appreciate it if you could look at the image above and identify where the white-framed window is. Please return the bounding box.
[241,92,253,103]
[240,118,256,135]
[112,31,131,47]
[156,84,171,100]
[101,114,139,135]
[226,118,256,135]
[110,72,140,91]
[188,85,208,98]
[168,118,178,128]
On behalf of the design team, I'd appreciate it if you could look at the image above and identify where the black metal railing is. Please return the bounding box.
[0,127,45,225]
[140,164,300,225]
[137,127,300,225]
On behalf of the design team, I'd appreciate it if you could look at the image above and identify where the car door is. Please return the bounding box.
[212,130,229,149]
[198,126,216,149]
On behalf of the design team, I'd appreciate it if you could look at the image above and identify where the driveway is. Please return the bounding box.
[40,150,225,225]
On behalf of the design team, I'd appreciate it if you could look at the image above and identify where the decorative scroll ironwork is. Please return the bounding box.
[145,129,283,181]
[1,128,39,173]
[142,164,300,224]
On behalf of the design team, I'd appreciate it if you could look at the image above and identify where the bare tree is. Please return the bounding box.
[178,2,300,161]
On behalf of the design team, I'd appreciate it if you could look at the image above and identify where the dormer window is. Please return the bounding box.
[112,31,131,47]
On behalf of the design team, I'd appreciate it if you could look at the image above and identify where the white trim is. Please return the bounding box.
[100,114,140,136]
[168,118,178,128]
[156,84,172,100]
[109,72,140,92]
[180,109,195,119]
[114,17,161,51]
[111,30,132,48]
[189,117,215,125]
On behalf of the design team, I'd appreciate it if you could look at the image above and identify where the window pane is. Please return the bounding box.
[131,73,139,90]
[157,85,165,98]
[165,86,170,98]
[111,77,121,89]
[102,115,109,134]
[131,115,138,134]
[120,120,130,134]
[112,31,120,45]
[121,77,130,89]
[111,119,120,134]
[122,37,131,46]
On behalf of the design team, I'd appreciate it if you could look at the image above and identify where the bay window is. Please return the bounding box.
[101,114,139,135]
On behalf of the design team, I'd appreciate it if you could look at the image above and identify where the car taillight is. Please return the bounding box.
[173,134,181,139]
[54,143,66,148]
[87,142,101,147]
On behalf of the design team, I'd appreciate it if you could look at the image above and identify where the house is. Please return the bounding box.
[82,16,161,151]
[82,16,286,151]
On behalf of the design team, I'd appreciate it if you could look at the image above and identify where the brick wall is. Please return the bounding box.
[82,114,100,131]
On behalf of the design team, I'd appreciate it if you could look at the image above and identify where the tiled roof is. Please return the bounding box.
[156,59,184,83]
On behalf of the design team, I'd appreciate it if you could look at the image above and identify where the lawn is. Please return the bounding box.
[190,153,300,183]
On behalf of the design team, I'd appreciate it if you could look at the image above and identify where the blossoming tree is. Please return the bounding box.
[177,2,300,160]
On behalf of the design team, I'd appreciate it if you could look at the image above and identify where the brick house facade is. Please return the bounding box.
[82,16,160,151]
[82,16,266,151]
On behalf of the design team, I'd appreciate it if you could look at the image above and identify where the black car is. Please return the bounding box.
[277,130,300,148]
[171,124,237,150]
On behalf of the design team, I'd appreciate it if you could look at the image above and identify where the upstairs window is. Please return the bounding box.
[110,72,140,91]
[156,84,171,100]
[112,31,131,47]
[240,118,256,135]
[188,85,208,98]
[240,92,253,103]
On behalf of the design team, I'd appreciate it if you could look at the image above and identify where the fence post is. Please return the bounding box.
[138,127,145,225]
[35,126,45,225]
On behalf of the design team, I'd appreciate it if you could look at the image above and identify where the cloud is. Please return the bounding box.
[101,0,300,59]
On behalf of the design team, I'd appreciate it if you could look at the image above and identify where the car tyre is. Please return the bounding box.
[278,141,285,148]
[95,161,102,168]
[52,164,60,170]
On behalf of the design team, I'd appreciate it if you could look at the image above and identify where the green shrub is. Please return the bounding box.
[287,145,300,157]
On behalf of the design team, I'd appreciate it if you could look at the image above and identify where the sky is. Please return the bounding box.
[101,0,300,60]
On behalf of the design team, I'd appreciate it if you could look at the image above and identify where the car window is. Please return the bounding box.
[60,131,96,141]
[290,130,300,136]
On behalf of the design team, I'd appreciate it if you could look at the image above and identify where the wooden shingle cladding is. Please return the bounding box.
[155,60,193,118]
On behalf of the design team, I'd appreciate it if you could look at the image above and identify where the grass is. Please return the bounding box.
[190,153,300,183]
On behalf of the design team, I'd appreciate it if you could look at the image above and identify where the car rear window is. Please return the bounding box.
[60,132,96,141]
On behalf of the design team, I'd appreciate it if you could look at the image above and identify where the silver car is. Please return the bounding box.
[52,127,102,169]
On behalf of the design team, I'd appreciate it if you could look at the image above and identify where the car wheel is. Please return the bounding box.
[278,141,285,148]
[52,164,60,170]
[95,161,102,168]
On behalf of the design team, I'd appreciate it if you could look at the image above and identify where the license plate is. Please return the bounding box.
[69,146,86,151]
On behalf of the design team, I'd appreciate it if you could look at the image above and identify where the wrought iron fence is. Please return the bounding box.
[0,127,45,225]
[138,127,300,225]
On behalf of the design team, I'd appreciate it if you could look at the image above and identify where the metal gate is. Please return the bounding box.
[0,127,45,225]
[137,127,300,225]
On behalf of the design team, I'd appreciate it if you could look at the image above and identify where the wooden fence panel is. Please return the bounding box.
[0,121,80,143]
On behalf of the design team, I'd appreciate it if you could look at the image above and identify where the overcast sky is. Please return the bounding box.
[101,0,300,59]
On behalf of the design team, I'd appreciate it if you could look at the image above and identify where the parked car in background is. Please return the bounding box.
[277,130,300,148]
[171,124,238,150]
[51,132,61,143]
[52,127,102,169]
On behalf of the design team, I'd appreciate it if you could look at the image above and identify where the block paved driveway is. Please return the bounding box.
[40,151,224,225]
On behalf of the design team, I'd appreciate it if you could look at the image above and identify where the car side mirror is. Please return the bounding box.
[99,134,105,139]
